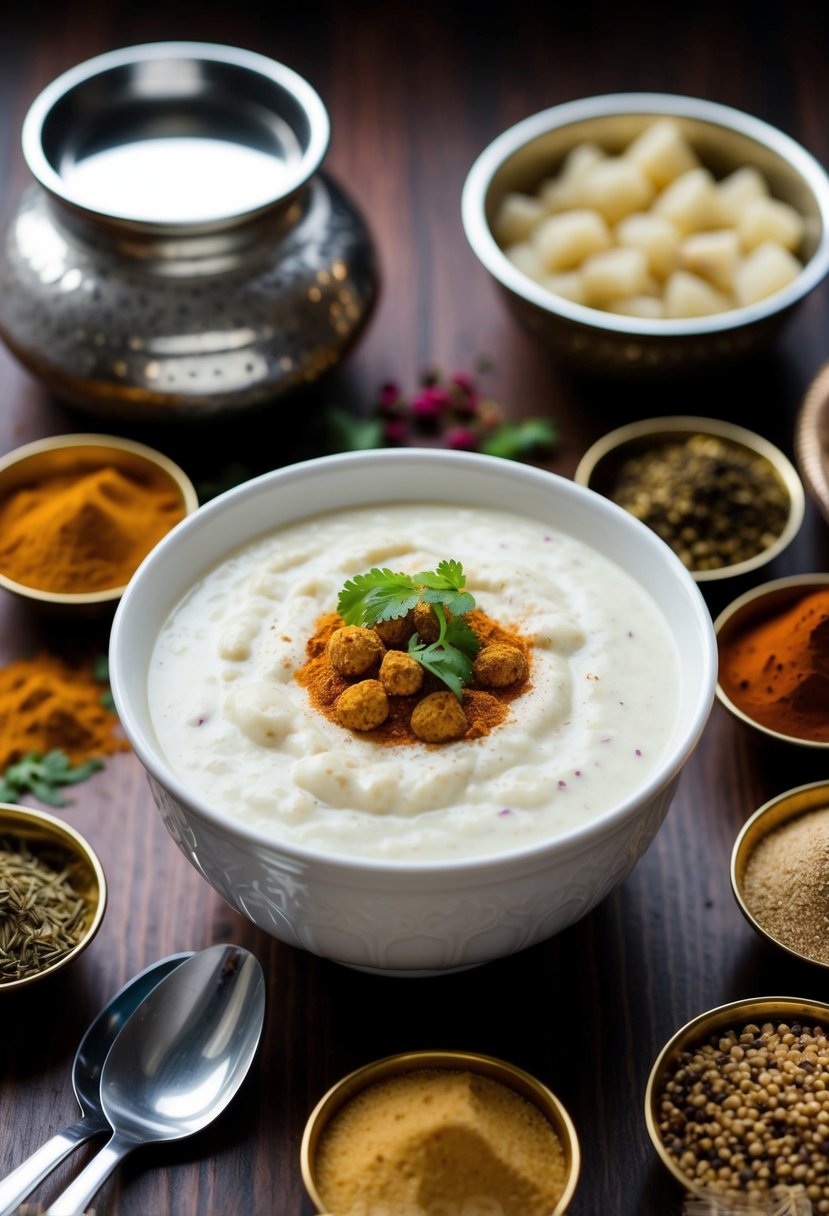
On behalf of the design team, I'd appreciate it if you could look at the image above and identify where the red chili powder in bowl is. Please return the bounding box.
[718,588,829,743]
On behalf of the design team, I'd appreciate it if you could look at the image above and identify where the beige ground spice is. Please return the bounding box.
[314,1068,568,1216]
[741,807,829,964]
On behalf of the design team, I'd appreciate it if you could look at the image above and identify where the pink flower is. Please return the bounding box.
[412,386,451,424]
[450,370,477,394]
[444,426,479,451]
[378,381,402,413]
[383,419,409,445]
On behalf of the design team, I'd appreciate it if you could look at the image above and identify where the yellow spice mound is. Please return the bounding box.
[0,464,184,593]
[315,1068,567,1216]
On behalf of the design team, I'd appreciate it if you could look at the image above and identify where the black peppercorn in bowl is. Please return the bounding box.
[0,803,107,993]
[574,415,805,587]
[645,995,829,1207]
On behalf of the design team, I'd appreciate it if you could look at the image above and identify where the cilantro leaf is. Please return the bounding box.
[0,750,105,807]
[92,654,117,712]
[479,418,558,461]
[414,559,466,591]
[420,587,476,616]
[445,617,481,659]
[408,636,474,700]
[326,408,384,453]
[337,568,419,626]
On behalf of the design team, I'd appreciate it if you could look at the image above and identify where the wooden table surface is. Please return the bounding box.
[2,3,829,1214]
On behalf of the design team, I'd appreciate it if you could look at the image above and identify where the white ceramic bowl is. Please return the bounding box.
[462,92,829,375]
[109,449,717,975]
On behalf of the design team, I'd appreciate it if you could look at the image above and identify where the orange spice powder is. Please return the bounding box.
[718,588,829,743]
[0,462,185,594]
[295,608,531,745]
[0,652,130,769]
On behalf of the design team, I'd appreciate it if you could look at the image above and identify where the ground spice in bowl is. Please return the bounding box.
[312,1067,569,1216]
[0,434,197,607]
[717,583,829,745]
[0,462,184,594]
[739,805,829,967]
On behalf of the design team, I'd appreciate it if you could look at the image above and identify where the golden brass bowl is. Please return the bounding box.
[574,415,805,584]
[731,779,829,968]
[0,802,107,992]
[0,432,198,614]
[462,92,829,376]
[713,572,829,748]
[301,1049,581,1215]
[645,995,829,1199]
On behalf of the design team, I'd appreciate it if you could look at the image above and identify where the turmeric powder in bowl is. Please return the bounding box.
[302,1052,579,1216]
[0,434,198,608]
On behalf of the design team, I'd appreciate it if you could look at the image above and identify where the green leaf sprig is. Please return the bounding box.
[337,560,480,699]
[0,750,105,808]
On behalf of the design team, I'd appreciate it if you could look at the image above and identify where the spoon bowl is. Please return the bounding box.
[0,952,191,1216]
[45,944,265,1216]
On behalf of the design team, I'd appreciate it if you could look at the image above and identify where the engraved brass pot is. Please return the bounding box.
[0,42,379,422]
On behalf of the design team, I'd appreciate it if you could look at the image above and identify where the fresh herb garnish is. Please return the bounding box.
[337,560,480,698]
[408,605,479,699]
[0,750,105,807]
[92,654,115,711]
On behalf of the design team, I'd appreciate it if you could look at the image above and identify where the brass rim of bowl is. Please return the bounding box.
[644,994,829,1199]
[731,779,829,968]
[0,802,107,992]
[0,432,199,605]
[300,1049,581,1216]
[573,414,806,583]
[713,571,829,748]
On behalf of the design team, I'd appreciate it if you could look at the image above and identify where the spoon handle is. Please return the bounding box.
[0,1118,103,1216]
[45,1134,133,1216]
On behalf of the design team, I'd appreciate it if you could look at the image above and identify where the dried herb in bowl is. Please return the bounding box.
[0,834,89,984]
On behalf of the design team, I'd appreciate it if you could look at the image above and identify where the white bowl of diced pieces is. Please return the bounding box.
[461,92,829,375]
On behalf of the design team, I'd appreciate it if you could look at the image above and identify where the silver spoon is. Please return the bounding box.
[0,952,191,1216]
[45,943,266,1216]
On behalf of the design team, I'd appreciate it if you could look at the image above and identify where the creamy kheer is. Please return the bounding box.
[147,502,681,861]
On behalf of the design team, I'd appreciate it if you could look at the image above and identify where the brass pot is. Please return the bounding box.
[0,42,379,422]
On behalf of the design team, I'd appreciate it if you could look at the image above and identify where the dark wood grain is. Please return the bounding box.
[1,3,829,1214]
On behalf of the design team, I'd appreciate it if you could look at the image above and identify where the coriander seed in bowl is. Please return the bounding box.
[645,996,829,1209]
